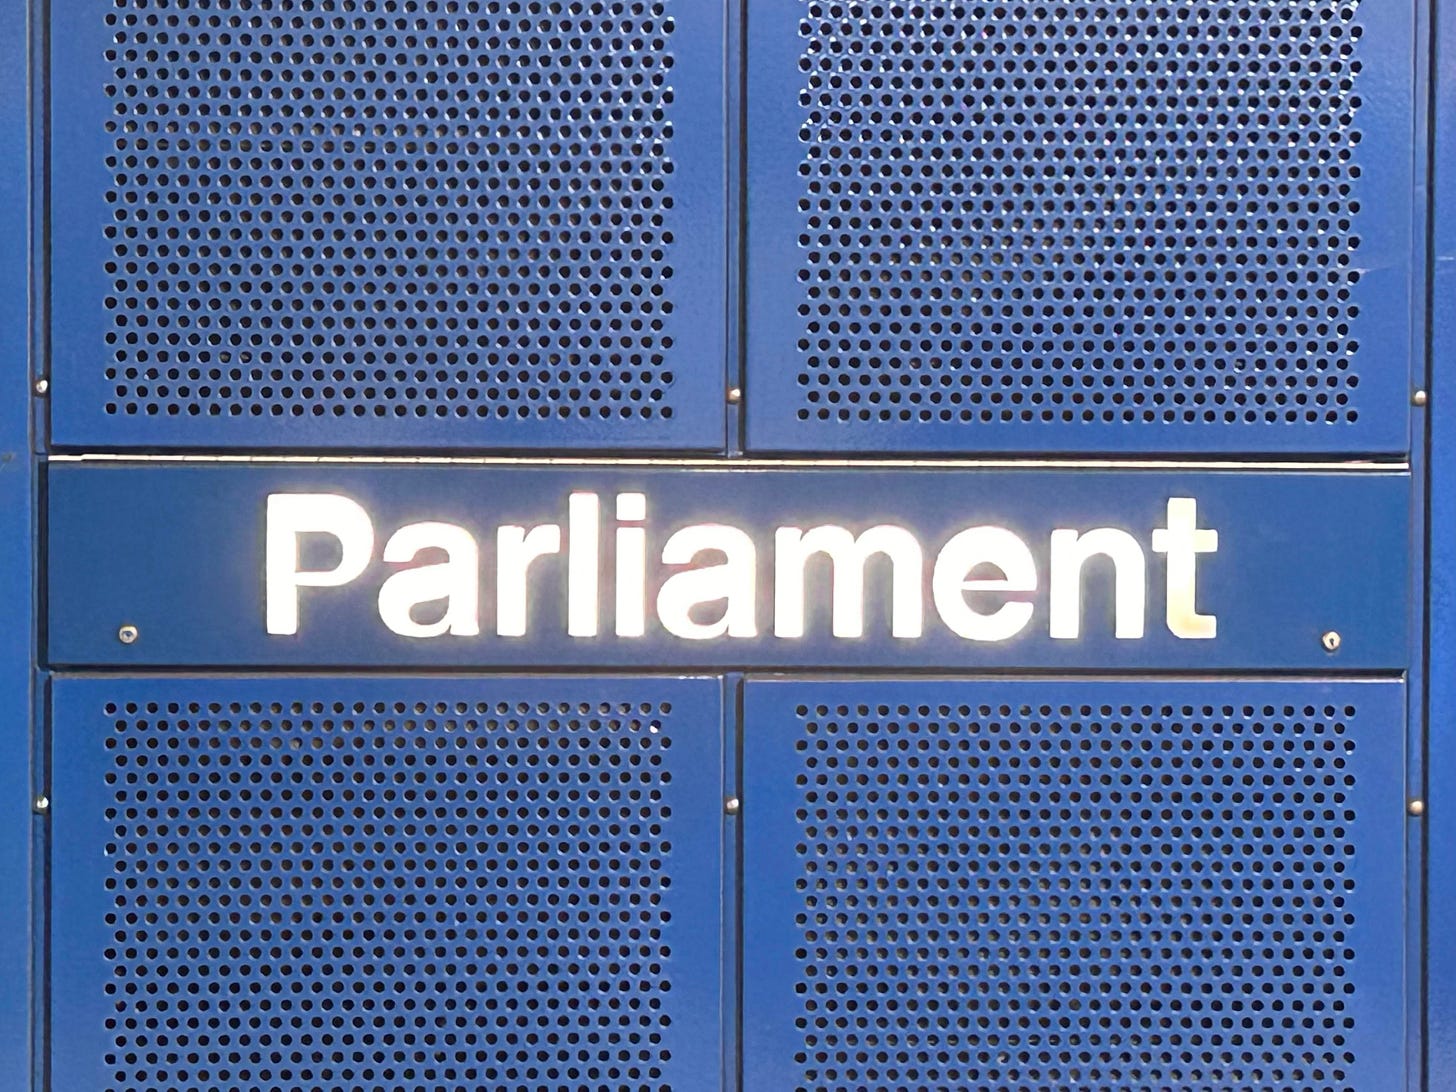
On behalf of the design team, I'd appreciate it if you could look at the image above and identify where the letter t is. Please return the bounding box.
[1151,497,1218,639]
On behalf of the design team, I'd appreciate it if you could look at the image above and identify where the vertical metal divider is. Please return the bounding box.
[1426,0,1456,1081]
[724,0,747,457]
[1409,2,1436,1089]
[723,2,748,1075]
[31,672,48,1092]
[721,672,744,1092]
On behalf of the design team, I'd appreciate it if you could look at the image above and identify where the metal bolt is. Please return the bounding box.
[32,796,48,814]
[117,623,139,645]
[724,797,740,815]
[1320,630,1341,652]
[33,379,48,396]
[726,387,742,405]
[1414,390,1429,407]
[1410,799,1426,817]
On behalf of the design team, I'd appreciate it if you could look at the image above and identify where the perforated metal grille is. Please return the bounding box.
[762,694,1372,1090]
[53,678,722,1092]
[89,1,700,436]
[788,1,1368,431]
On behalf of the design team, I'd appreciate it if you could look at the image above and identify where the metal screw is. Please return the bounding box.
[1410,799,1426,817]
[726,387,742,405]
[1414,390,1429,407]
[117,623,139,645]
[724,797,740,815]
[32,796,48,814]
[1320,630,1341,652]
[33,379,48,396]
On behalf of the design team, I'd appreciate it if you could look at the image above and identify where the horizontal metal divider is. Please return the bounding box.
[44,666,1408,681]
[47,453,1413,470]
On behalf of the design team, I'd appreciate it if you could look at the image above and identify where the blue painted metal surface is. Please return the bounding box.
[46,461,1409,671]
[741,677,1408,1091]
[0,0,32,1078]
[1425,0,1456,1078]
[49,674,724,1092]
[27,0,1439,1084]
[744,1,1415,455]
[48,1,727,452]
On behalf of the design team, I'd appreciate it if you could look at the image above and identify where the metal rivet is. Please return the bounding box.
[724,797,740,815]
[33,379,48,396]
[1320,631,1341,652]
[33,796,48,814]
[726,387,742,405]
[1414,390,1429,407]
[117,623,139,645]
[1409,799,1425,817]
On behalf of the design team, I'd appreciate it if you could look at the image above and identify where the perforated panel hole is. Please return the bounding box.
[792,3,1365,428]
[96,697,679,1092]
[99,3,680,424]
[785,701,1360,1090]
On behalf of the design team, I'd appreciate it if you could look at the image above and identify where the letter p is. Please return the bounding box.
[265,494,375,635]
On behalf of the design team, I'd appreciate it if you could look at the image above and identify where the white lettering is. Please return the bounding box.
[265,493,374,635]
[377,522,480,638]
[656,524,757,640]
[260,490,1223,647]
[495,524,561,637]
[1048,527,1147,639]
[773,525,923,639]
[1152,497,1219,639]
[615,493,648,637]
[567,492,600,637]
[932,527,1037,641]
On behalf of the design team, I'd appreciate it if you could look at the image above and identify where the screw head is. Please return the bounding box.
[33,379,48,396]
[1414,390,1429,407]
[726,387,742,405]
[117,623,139,645]
[1410,799,1426,817]
[1320,630,1341,652]
[724,797,740,815]
[32,795,48,813]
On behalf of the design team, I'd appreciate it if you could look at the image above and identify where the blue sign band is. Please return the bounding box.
[47,462,1409,670]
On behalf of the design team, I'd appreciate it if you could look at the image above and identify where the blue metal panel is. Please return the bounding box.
[46,461,1410,671]
[48,1,727,452]
[741,678,1407,1090]
[744,2,1414,455]
[1425,0,1456,1075]
[49,674,724,1092]
[0,0,33,1079]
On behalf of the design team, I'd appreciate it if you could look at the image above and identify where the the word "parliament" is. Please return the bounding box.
[265,493,1218,643]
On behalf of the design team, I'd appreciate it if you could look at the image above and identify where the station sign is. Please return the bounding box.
[47,462,1407,670]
